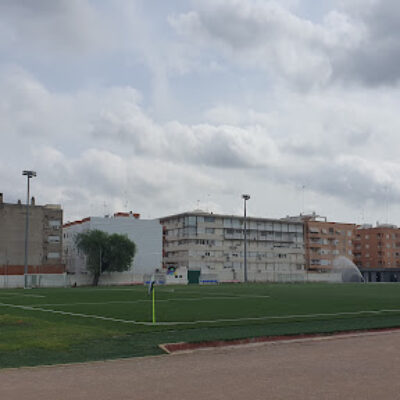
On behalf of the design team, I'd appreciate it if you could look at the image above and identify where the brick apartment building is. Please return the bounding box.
[0,193,64,275]
[353,224,400,269]
[288,213,356,272]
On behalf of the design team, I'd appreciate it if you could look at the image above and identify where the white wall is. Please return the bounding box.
[165,267,188,284]
[90,217,162,274]
[64,215,162,277]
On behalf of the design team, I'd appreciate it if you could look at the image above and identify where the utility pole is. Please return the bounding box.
[242,194,250,283]
[22,170,36,289]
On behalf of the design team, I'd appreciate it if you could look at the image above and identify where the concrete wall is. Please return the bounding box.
[0,272,145,288]
[68,272,145,287]
[0,270,348,288]
[305,272,342,283]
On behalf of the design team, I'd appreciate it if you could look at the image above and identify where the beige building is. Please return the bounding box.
[160,211,305,283]
[0,193,64,275]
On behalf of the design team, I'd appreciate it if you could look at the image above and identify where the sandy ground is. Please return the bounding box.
[2,330,400,400]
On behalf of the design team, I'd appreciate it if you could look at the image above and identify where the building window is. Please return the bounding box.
[47,252,60,259]
[204,216,215,223]
[49,220,61,228]
[48,235,60,243]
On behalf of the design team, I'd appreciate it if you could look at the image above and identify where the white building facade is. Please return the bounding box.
[63,213,162,285]
[160,211,305,283]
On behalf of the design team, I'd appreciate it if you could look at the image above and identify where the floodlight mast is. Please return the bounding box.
[22,170,36,289]
[242,194,250,283]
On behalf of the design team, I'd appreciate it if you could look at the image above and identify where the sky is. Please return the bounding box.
[2,0,400,225]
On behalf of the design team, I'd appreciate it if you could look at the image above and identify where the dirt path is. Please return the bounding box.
[2,330,400,400]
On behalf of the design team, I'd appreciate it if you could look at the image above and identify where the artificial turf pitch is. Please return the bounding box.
[1,283,400,368]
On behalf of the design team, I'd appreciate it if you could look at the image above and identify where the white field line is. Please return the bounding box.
[71,287,260,298]
[0,302,154,326]
[72,288,143,292]
[0,293,45,298]
[1,301,400,327]
[170,290,242,296]
[30,295,271,307]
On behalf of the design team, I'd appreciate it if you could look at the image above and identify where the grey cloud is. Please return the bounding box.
[0,0,108,55]
[31,145,223,221]
[327,0,400,85]
[189,128,252,168]
[171,0,400,87]
[3,65,400,222]
[264,155,400,209]
[91,100,266,168]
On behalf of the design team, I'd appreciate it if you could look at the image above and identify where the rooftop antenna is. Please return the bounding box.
[299,184,306,214]
[196,199,200,209]
[384,185,389,224]
[124,190,128,211]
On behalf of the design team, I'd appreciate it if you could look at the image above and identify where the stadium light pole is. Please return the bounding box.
[23,170,36,289]
[242,194,250,283]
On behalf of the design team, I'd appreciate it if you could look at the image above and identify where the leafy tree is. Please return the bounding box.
[75,230,136,286]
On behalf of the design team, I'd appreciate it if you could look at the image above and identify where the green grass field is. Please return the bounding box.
[1,283,400,368]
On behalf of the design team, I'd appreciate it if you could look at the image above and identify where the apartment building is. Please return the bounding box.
[0,193,64,275]
[288,213,356,271]
[353,224,400,269]
[160,211,305,283]
[63,212,162,281]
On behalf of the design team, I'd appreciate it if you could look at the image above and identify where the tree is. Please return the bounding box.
[75,230,136,286]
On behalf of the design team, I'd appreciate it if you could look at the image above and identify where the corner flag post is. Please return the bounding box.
[152,284,156,324]
[148,276,156,324]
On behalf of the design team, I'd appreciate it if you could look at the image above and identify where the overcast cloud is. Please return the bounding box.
[1,0,400,225]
